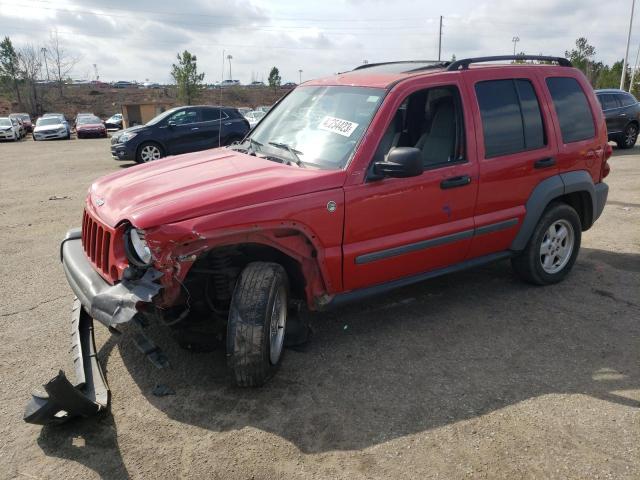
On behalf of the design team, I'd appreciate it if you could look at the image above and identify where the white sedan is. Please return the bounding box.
[0,117,20,141]
[244,110,266,128]
[33,117,71,141]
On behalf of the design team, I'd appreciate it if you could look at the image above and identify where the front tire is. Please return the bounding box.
[511,203,581,285]
[136,142,164,163]
[227,262,289,387]
[618,123,638,149]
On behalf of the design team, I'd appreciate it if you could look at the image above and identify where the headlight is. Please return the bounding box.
[119,132,137,143]
[125,228,152,266]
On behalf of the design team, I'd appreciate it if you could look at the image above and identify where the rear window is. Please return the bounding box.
[475,79,546,158]
[546,77,595,143]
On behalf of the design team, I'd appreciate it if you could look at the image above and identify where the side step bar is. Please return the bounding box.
[24,299,110,425]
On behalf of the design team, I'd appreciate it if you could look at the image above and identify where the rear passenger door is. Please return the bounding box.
[199,107,225,149]
[464,70,559,259]
[597,94,623,134]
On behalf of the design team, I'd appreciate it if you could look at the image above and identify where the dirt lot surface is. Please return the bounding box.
[0,137,638,479]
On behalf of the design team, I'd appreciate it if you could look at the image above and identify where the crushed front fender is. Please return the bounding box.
[24,300,110,425]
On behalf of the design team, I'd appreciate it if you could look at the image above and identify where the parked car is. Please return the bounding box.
[237,107,252,116]
[33,116,71,140]
[105,113,123,130]
[24,55,611,425]
[112,80,136,89]
[142,82,161,89]
[74,112,94,128]
[76,115,107,138]
[11,113,33,133]
[595,88,640,149]
[244,109,266,128]
[0,116,20,141]
[9,116,25,138]
[282,82,297,89]
[255,105,271,113]
[248,81,265,87]
[219,79,240,87]
[110,105,250,163]
[42,113,71,136]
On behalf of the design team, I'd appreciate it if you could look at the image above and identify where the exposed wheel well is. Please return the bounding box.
[180,243,306,318]
[554,191,593,230]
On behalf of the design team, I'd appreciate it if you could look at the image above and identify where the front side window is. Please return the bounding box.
[546,77,595,143]
[168,109,198,125]
[372,85,465,168]
[475,78,546,158]
[248,85,384,169]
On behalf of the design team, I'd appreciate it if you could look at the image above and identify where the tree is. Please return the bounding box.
[268,67,281,91]
[0,36,22,106]
[171,50,204,105]
[565,37,596,82]
[18,44,43,114]
[46,30,79,97]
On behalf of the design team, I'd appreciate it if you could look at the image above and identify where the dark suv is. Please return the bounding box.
[26,55,611,425]
[111,105,250,163]
[595,88,640,148]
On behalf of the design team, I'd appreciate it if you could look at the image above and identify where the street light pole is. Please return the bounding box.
[621,0,636,90]
[41,47,49,81]
[298,69,303,84]
[512,36,520,56]
[226,54,233,81]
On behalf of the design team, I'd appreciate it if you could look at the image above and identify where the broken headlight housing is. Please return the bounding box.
[125,227,152,266]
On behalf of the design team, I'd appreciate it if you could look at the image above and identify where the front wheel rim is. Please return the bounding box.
[268,286,287,365]
[539,219,574,274]
[140,145,161,162]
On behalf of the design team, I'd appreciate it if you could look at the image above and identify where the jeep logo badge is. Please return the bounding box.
[327,200,337,213]
[95,198,105,207]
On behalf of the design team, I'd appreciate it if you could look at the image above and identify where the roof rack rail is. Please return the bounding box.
[446,55,572,71]
[353,60,443,71]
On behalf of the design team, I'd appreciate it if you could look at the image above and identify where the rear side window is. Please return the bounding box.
[546,77,595,143]
[616,93,637,107]
[201,108,227,122]
[475,79,546,158]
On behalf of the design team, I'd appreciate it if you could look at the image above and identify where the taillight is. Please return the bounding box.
[601,143,612,179]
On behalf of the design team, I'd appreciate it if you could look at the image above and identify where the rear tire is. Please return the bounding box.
[227,262,289,387]
[511,203,581,285]
[618,123,638,149]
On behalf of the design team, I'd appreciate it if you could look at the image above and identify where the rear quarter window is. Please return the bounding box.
[546,77,595,143]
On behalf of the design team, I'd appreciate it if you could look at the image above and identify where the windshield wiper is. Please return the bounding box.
[229,137,263,154]
[268,141,305,168]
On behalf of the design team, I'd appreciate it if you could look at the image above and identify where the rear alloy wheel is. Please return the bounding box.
[227,262,289,387]
[619,123,638,149]
[511,203,581,285]
[137,143,163,163]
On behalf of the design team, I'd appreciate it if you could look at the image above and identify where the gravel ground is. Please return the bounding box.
[0,137,638,479]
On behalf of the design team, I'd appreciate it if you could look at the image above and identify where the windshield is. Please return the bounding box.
[248,86,384,169]
[146,108,179,126]
[0,118,11,126]
[18,114,30,121]
[77,116,102,125]
[37,118,62,126]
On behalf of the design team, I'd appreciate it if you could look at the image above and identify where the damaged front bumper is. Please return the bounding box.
[24,229,162,425]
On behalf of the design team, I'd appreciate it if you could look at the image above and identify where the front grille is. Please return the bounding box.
[81,209,113,279]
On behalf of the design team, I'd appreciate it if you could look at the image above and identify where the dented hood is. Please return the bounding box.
[89,148,346,228]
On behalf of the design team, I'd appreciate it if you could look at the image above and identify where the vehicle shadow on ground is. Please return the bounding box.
[37,248,640,469]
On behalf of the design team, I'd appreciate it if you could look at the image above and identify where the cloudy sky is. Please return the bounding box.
[0,0,637,84]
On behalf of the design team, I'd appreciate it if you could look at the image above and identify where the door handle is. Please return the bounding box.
[534,157,556,169]
[224,122,232,126]
[191,127,199,131]
[440,175,471,189]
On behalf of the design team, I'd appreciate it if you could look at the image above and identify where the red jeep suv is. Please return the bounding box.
[25,55,610,425]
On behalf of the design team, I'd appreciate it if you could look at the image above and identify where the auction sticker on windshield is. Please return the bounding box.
[319,116,359,137]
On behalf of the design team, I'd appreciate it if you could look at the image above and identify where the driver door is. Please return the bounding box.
[162,108,201,155]
[342,80,479,291]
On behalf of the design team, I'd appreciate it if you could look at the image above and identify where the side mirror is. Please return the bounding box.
[373,147,423,179]
[167,120,176,128]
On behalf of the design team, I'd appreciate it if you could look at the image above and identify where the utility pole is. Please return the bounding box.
[512,36,520,56]
[227,54,233,81]
[438,16,443,61]
[630,39,640,94]
[621,0,636,90]
[93,63,99,81]
[41,47,49,81]
[298,69,303,84]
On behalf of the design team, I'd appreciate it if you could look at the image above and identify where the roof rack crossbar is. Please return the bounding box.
[353,60,444,71]
[446,55,572,71]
